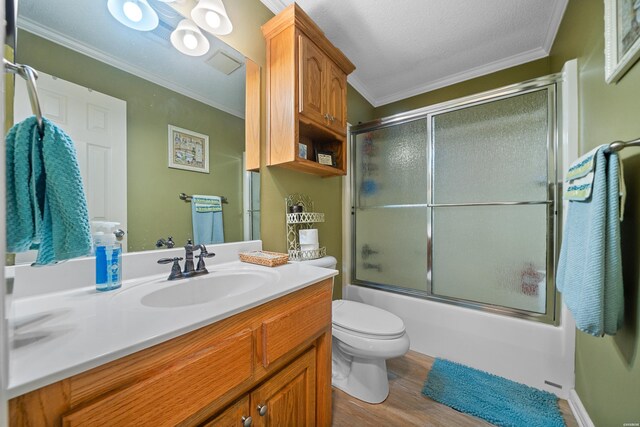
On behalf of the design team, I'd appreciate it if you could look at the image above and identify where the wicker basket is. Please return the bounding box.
[239,251,289,267]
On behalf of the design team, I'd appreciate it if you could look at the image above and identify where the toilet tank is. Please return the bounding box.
[297,256,337,269]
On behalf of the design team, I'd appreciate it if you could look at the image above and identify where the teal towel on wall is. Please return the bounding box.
[6,116,92,265]
[191,195,224,245]
[556,147,624,336]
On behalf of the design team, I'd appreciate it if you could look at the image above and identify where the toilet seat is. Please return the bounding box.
[332,300,405,339]
[332,323,405,340]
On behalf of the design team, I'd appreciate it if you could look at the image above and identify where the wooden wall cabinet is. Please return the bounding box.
[10,279,333,427]
[262,4,355,177]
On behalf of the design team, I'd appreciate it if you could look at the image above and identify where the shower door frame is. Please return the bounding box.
[349,74,563,325]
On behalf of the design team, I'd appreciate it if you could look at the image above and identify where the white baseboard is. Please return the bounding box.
[568,389,595,427]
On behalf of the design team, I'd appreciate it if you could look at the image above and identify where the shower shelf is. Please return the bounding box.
[285,194,326,261]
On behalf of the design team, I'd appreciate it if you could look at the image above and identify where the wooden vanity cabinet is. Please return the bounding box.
[262,4,355,177]
[9,279,333,427]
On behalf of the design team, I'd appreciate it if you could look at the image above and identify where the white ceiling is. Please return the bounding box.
[16,0,246,118]
[261,0,568,107]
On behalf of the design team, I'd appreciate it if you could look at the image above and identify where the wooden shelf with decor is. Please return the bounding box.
[262,3,355,177]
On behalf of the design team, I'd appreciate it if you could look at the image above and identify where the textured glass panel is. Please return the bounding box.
[433,89,549,203]
[354,207,427,291]
[431,205,547,313]
[251,211,261,240]
[354,119,428,207]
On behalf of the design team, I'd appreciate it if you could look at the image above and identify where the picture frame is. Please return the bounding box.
[168,125,209,173]
[316,150,336,167]
[298,142,308,159]
[604,0,640,84]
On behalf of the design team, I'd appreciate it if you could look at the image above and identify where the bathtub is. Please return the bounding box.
[345,283,576,398]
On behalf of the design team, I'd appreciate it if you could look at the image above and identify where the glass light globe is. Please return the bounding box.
[182,32,198,50]
[205,11,221,29]
[122,1,143,23]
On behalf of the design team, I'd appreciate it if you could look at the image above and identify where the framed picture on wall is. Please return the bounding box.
[168,125,210,173]
[605,0,640,83]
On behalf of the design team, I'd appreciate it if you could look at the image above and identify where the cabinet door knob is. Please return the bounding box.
[241,416,253,427]
[257,404,268,416]
[324,113,330,121]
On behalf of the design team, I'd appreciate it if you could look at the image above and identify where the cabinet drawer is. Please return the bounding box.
[259,289,331,367]
[62,330,253,426]
[202,395,251,427]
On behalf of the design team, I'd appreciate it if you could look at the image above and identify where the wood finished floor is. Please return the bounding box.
[332,351,578,427]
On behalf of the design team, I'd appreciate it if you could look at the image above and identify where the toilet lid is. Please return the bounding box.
[332,300,405,337]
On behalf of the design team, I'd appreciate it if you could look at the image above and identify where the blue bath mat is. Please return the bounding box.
[422,359,565,427]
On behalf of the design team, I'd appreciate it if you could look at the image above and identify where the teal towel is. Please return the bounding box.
[191,195,224,245]
[6,116,92,265]
[556,147,624,336]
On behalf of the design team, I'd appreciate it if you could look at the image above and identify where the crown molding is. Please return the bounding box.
[259,0,288,14]
[543,0,569,53]
[372,46,549,107]
[17,17,245,119]
[346,74,377,107]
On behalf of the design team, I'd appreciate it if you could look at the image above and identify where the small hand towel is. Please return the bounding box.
[191,194,224,245]
[557,146,624,336]
[6,116,92,265]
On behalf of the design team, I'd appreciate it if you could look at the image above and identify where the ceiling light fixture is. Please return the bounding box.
[191,0,233,36]
[107,0,159,31]
[170,19,210,56]
[122,1,143,22]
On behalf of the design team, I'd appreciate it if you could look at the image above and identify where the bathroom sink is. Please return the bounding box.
[114,270,277,309]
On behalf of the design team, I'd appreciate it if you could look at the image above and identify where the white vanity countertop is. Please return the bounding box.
[8,260,337,399]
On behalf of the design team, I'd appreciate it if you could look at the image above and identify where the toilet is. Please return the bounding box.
[296,256,410,404]
[331,299,410,403]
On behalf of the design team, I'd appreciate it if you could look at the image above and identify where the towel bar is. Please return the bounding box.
[179,193,228,204]
[3,58,44,137]
[604,137,640,154]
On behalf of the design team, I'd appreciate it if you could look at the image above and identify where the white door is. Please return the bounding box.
[13,71,127,262]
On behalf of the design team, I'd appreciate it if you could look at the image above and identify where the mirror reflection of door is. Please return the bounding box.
[13,71,127,264]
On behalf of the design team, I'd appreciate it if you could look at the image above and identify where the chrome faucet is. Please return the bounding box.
[183,239,197,276]
[155,236,175,248]
[157,239,216,280]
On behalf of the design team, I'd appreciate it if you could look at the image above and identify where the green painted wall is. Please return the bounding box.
[17,30,246,251]
[550,1,640,425]
[370,0,640,423]
[217,0,376,298]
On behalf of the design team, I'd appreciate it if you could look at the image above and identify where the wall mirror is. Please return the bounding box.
[7,0,260,265]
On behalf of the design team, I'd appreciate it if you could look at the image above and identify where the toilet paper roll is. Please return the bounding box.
[299,229,319,245]
[300,243,320,252]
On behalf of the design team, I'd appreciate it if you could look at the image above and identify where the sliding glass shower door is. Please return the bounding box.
[351,77,559,323]
[429,88,555,316]
[352,118,429,292]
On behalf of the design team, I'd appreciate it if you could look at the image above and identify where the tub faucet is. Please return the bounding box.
[361,244,379,260]
[363,262,382,272]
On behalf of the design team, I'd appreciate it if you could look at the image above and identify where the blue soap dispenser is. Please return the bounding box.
[92,221,122,292]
